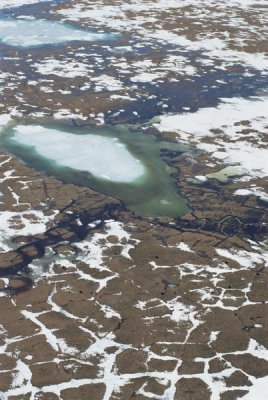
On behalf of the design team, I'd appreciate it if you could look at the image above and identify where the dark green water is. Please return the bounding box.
[0,123,190,218]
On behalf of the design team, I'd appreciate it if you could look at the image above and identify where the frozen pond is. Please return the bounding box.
[0,18,111,47]
[12,125,146,183]
[1,123,190,218]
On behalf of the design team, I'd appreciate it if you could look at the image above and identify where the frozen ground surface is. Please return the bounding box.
[156,96,268,180]
[0,0,267,399]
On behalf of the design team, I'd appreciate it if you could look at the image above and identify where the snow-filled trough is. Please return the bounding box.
[0,18,111,47]
[0,123,189,218]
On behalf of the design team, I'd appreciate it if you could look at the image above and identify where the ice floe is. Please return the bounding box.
[0,19,110,47]
[0,114,11,128]
[0,0,51,8]
[12,125,146,183]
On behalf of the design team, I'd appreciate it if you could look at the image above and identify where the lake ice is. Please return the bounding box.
[12,125,146,183]
[0,19,110,47]
[1,123,189,218]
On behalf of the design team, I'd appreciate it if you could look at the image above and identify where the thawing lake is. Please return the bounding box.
[12,125,146,183]
[0,18,111,47]
[0,123,189,218]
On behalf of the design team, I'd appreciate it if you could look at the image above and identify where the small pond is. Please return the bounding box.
[0,123,190,218]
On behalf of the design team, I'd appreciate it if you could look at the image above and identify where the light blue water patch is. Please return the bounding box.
[0,18,112,47]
